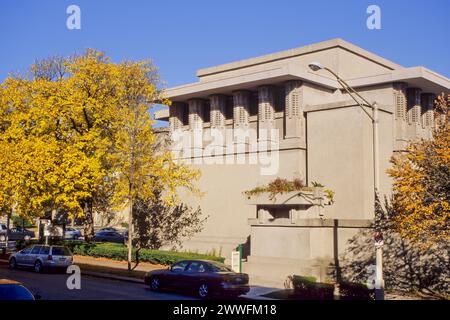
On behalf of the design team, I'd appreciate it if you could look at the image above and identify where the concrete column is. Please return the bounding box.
[284,80,304,140]
[406,88,423,139]
[393,82,408,149]
[232,91,250,129]
[421,93,435,128]
[188,99,205,158]
[406,88,422,125]
[169,102,185,132]
[210,94,227,129]
[188,99,205,130]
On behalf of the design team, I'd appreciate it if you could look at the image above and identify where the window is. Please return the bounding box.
[31,246,42,254]
[40,247,50,255]
[225,96,234,120]
[171,261,189,272]
[209,262,234,272]
[186,262,207,273]
[20,247,32,255]
[51,247,71,256]
[203,101,211,123]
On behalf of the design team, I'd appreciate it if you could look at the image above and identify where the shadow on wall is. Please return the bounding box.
[241,235,251,259]
[334,199,449,299]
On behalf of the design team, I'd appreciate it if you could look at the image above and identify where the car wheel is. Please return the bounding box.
[34,261,42,273]
[149,277,160,291]
[198,283,210,299]
[9,258,17,269]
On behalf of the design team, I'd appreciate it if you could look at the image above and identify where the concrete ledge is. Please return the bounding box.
[248,218,372,228]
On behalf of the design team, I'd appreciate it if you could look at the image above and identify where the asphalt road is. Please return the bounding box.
[0,265,195,300]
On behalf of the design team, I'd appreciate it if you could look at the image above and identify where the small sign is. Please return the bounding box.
[231,250,240,273]
[43,223,63,237]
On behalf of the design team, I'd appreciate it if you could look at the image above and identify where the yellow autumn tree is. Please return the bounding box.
[110,61,200,270]
[388,93,450,244]
[0,50,200,250]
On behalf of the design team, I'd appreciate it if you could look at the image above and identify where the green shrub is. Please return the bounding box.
[64,242,225,265]
[338,281,374,300]
[11,216,34,228]
[290,275,334,300]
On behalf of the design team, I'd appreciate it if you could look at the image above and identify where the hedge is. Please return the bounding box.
[62,241,225,265]
[290,275,335,300]
[338,281,374,300]
[289,275,374,300]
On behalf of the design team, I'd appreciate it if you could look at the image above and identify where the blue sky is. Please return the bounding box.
[1,0,449,125]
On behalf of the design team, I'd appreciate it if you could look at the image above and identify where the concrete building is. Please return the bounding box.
[155,39,450,286]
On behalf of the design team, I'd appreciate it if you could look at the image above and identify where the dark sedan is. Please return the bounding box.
[94,230,126,243]
[144,260,250,299]
[0,227,35,241]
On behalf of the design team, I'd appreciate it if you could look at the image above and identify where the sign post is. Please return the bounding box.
[231,244,243,273]
[374,231,384,300]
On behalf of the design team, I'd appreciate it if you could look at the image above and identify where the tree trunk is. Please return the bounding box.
[5,210,11,242]
[83,202,95,242]
[127,195,133,271]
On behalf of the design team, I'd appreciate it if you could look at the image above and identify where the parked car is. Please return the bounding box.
[0,226,35,241]
[98,227,120,233]
[0,279,36,300]
[9,245,73,273]
[144,260,250,299]
[0,224,8,241]
[94,230,126,243]
[64,227,82,240]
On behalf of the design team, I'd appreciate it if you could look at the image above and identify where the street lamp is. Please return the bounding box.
[309,61,384,300]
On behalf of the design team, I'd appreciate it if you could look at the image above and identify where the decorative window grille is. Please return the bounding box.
[188,99,204,130]
[233,91,250,126]
[210,95,226,128]
[421,93,435,128]
[258,86,274,123]
[393,83,407,120]
[407,88,422,124]
[285,81,302,119]
[169,103,184,131]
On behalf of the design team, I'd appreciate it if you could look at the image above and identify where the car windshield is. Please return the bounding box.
[51,247,71,256]
[0,284,34,300]
[209,262,234,272]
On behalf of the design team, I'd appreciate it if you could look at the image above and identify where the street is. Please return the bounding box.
[0,265,195,300]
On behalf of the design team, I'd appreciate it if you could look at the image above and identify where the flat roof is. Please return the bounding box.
[196,38,402,78]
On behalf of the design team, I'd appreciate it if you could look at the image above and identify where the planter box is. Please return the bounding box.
[244,188,323,206]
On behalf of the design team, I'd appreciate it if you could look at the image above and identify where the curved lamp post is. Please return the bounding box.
[309,62,384,300]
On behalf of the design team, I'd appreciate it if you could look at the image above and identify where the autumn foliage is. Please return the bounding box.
[388,93,450,244]
[0,50,199,240]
